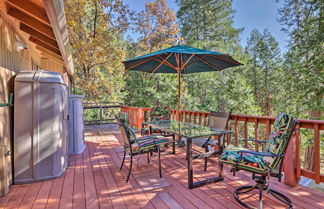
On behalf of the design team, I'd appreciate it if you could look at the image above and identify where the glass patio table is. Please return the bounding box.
[147,120,233,189]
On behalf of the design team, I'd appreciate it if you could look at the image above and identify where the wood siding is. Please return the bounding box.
[0,8,65,196]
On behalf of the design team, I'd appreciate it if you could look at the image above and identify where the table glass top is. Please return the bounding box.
[147,120,232,138]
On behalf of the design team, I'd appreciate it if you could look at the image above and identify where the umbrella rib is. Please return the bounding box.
[153,58,176,70]
[181,54,195,69]
[183,54,207,69]
[180,54,187,74]
[156,55,178,70]
[207,54,243,65]
[194,55,221,71]
[125,57,156,71]
[151,53,174,74]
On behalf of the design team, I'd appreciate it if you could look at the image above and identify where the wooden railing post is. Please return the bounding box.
[99,105,102,125]
[283,130,298,187]
[234,117,239,146]
[314,123,320,184]
[243,118,248,148]
[254,119,259,151]
[137,108,144,131]
[295,124,301,183]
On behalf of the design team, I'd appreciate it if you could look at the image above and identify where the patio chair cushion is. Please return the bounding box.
[219,145,269,173]
[131,135,170,152]
[219,113,295,173]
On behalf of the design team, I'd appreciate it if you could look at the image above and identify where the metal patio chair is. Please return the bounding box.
[192,111,230,171]
[116,115,171,182]
[219,113,297,209]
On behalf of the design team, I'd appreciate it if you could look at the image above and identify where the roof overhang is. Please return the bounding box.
[1,0,74,79]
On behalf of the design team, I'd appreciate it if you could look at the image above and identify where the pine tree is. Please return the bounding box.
[123,0,180,108]
[278,0,323,119]
[176,0,256,114]
[245,29,282,115]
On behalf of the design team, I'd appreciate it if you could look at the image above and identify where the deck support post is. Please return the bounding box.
[283,132,298,187]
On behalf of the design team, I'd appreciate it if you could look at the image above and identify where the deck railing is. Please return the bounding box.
[120,105,324,187]
[83,102,122,125]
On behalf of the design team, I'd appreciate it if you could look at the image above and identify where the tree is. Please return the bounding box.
[176,0,257,114]
[277,0,323,119]
[123,0,180,107]
[245,29,282,115]
[65,0,131,102]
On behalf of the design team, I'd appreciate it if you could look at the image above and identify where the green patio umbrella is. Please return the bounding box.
[122,45,243,113]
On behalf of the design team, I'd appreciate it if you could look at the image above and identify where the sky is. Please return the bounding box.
[125,0,288,53]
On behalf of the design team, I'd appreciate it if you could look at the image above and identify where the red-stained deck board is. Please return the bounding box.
[18,182,42,209]
[101,133,159,209]
[1,124,323,209]
[73,152,86,209]
[31,180,53,209]
[5,184,30,209]
[82,145,99,209]
[45,173,65,209]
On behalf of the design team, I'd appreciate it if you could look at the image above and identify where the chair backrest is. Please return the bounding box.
[118,112,129,125]
[149,107,170,122]
[264,113,297,169]
[116,116,136,149]
[208,111,230,129]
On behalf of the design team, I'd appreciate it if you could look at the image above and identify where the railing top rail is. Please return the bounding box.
[121,105,152,111]
[118,105,324,129]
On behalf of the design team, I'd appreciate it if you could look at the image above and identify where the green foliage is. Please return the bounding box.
[65,0,323,120]
[244,29,283,115]
[123,0,179,108]
[276,0,323,120]
[65,0,131,102]
[175,0,258,114]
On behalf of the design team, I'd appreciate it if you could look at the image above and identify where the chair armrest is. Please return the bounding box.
[242,138,267,143]
[163,133,175,137]
[237,150,284,158]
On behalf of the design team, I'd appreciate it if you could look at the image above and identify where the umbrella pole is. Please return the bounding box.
[177,71,181,121]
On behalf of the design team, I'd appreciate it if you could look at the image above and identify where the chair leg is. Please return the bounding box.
[120,150,126,170]
[172,134,176,154]
[204,145,209,171]
[259,182,263,209]
[126,155,133,182]
[234,176,293,209]
[147,152,150,163]
[158,146,162,178]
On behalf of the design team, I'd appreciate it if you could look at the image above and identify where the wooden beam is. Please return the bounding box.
[41,54,65,66]
[19,23,59,49]
[41,53,64,64]
[42,0,74,78]
[29,36,61,56]
[36,45,63,61]
[7,7,55,40]
[5,0,51,27]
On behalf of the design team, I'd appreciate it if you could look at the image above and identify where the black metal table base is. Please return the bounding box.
[187,137,224,189]
[148,124,227,189]
[190,176,224,189]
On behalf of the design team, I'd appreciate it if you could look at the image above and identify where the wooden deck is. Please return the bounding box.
[1,125,324,209]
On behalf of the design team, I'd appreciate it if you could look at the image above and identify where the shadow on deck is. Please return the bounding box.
[1,124,323,209]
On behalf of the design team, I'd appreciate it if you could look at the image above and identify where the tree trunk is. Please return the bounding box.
[303,144,314,171]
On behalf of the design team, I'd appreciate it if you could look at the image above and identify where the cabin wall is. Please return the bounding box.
[0,10,38,190]
[0,9,66,194]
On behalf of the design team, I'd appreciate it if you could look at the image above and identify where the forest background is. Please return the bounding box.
[65,0,323,120]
